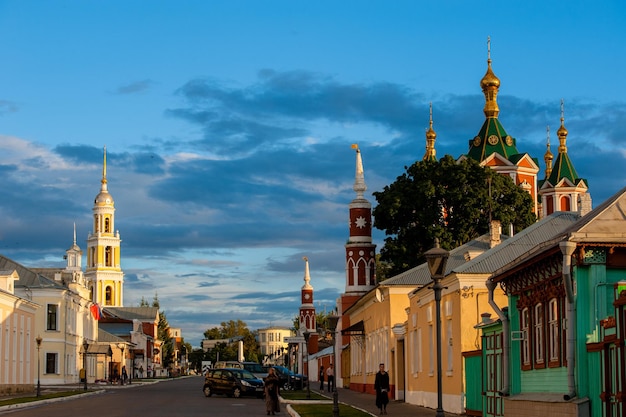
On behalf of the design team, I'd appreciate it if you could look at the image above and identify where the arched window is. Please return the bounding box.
[546,196,554,215]
[559,196,571,211]
[105,286,113,305]
[548,298,562,365]
[521,307,530,369]
[534,303,544,366]
[105,246,113,266]
[104,217,111,233]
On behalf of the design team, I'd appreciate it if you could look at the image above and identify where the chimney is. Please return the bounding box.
[490,220,502,248]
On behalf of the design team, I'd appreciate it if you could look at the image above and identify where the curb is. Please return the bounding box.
[280,395,377,417]
[0,389,105,412]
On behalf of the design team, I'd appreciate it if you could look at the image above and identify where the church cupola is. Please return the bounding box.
[423,102,437,162]
[65,223,83,272]
[480,36,501,119]
[85,146,125,306]
[544,126,554,179]
[539,100,592,217]
[465,38,539,217]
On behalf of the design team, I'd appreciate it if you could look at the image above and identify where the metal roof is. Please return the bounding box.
[0,254,66,290]
[103,306,159,321]
[383,233,498,287]
[453,211,580,276]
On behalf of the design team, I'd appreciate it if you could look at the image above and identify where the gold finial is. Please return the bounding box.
[557,99,568,153]
[481,36,500,118]
[423,102,437,161]
[544,125,553,178]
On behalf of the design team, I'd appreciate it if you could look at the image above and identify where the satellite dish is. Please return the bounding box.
[375,288,384,303]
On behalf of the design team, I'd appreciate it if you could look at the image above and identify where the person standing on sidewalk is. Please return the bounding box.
[319,366,325,391]
[326,364,335,392]
[374,363,390,414]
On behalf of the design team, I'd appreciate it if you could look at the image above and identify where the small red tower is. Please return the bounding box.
[299,257,318,354]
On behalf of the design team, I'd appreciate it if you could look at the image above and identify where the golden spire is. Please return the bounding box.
[557,99,568,153]
[544,125,553,178]
[101,145,108,186]
[423,102,437,161]
[480,36,500,118]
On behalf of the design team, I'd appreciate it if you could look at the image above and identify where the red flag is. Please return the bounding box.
[90,303,101,320]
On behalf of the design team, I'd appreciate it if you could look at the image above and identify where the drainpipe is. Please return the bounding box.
[560,241,577,400]
[486,279,509,396]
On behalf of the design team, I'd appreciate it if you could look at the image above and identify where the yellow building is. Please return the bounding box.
[404,230,507,414]
[6,248,99,386]
[0,269,38,394]
[345,228,502,404]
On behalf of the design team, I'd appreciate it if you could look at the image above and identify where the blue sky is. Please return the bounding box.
[1,1,625,347]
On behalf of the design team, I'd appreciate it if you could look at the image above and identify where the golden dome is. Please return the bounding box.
[480,59,501,90]
[95,188,114,205]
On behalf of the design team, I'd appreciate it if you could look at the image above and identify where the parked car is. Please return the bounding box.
[271,365,308,390]
[202,368,264,398]
[213,361,243,369]
[242,361,269,379]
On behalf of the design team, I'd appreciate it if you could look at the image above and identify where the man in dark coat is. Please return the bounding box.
[374,363,390,414]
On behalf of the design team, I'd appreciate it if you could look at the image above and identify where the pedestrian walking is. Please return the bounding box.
[264,367,281,415]
[374,363,390,414]
[121,366,128,385]
[326,363,335,392]
[319,366,325,391]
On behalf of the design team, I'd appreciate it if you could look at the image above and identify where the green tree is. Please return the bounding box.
[203,320,260,363]
[158,309,175,370]
[188,347,206,374]
[373,155,536,277]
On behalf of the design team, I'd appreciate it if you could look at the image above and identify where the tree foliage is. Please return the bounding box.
[373,155,536,277]
[158,309,175,369]
[203,320,260,363]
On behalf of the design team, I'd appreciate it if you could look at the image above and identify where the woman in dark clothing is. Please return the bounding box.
[374,363,390,414]
[264,367,281,415]
[319,366,325,391]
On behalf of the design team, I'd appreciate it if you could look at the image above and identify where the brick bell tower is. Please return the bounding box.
[340,144,376,343]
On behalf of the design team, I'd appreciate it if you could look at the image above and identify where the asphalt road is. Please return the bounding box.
[1,376,269,417]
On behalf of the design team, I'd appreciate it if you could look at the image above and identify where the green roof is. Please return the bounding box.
[467,117,519,162]
[547,152,581,185]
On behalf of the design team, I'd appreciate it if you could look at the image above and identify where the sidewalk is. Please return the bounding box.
[318,387,457,417]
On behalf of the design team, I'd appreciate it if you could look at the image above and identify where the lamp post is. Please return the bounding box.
[303,331,311,399]
[35,335,42,397]
[82,339,89,391]
[327,315,340,417]
[424,238,449,417]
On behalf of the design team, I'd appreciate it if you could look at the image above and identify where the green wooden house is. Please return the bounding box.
[483,186,626,417]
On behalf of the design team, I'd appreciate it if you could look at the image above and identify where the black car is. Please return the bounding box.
[203,368,265,398]
[271,365,308,390]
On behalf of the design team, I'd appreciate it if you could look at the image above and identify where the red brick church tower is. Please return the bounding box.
[299,257,319,354]
[339,144,377,344]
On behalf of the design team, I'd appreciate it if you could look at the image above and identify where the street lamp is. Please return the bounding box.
[82,339,89,391]
[424,238,449,417]
[303,331,311,399]
[327,315,340,417]
[35,335,42,397]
